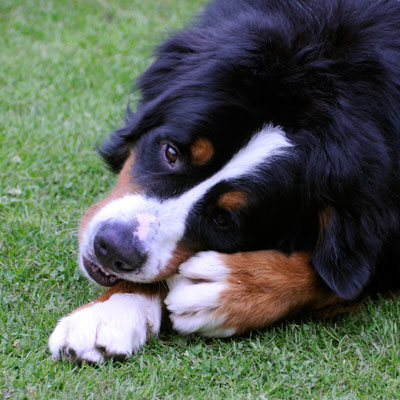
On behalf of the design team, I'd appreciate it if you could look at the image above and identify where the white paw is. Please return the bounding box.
[49,293,161,363]
[165,251,236,337]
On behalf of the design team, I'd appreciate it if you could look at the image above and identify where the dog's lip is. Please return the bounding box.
[83,257,121,287]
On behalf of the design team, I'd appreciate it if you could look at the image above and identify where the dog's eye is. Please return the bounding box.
[213,213,230,228]
[164,144,178,166]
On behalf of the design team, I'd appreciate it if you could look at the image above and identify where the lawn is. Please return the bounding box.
[1,0,400,398]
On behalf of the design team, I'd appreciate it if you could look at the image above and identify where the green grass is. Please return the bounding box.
[1,0,400,398]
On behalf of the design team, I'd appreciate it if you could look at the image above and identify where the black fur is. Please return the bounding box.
[100,0,400,300]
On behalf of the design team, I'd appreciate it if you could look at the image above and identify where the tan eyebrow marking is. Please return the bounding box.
[218,191,248,211]
[190,138,214,165]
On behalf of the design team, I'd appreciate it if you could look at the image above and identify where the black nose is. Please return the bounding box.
[93,221,147,273]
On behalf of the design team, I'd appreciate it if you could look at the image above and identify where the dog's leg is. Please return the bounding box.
[165,251,362,336]
[49,281,166,363]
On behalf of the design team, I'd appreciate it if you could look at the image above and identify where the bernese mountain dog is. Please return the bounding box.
[49,0,400,363]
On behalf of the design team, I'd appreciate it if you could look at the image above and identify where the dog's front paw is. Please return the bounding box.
[49,293,161,363]
[165,251,237,337]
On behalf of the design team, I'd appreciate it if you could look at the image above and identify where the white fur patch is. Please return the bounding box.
[176,251,230,282]
[48,293,161,363]
[80,124,292,283]
[165,251,236,337]
[135,213,158,241]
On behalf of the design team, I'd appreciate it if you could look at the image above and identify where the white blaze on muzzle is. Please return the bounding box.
[135,213,159,241]
[80,124,293,282]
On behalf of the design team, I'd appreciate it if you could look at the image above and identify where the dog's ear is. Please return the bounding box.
[312,206,380,300]
[98,32,197,173]
[136,32,197,103]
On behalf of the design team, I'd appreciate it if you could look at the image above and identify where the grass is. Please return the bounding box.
[1,0,400,398]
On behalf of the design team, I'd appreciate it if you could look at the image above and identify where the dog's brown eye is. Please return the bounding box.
[165,144,178,165]
[213,213,230,228]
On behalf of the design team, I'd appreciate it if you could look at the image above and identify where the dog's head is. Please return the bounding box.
[78,23,314,286]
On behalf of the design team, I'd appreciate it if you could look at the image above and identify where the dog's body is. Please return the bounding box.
[49,0,400,363]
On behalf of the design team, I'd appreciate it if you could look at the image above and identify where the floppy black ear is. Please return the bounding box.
[312,206,383,300]
[136,32,197,104]
[98,30,198,173]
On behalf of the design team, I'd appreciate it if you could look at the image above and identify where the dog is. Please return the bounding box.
[49,0,400,363]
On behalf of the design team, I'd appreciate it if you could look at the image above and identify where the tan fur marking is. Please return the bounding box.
[317,206,334,246]
[218,191,248,211]
[215,251,348,333]
[95,281,166,301]
[313,299,364,319]
[79,151,140,238]
[73,281,167,314]
[154,242,200,281]
[191,138,214,165]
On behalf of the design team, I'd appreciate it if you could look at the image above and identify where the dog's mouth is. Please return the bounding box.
[83,257,122,287]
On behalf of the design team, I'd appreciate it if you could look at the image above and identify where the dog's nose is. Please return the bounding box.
[93,221,147,273]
